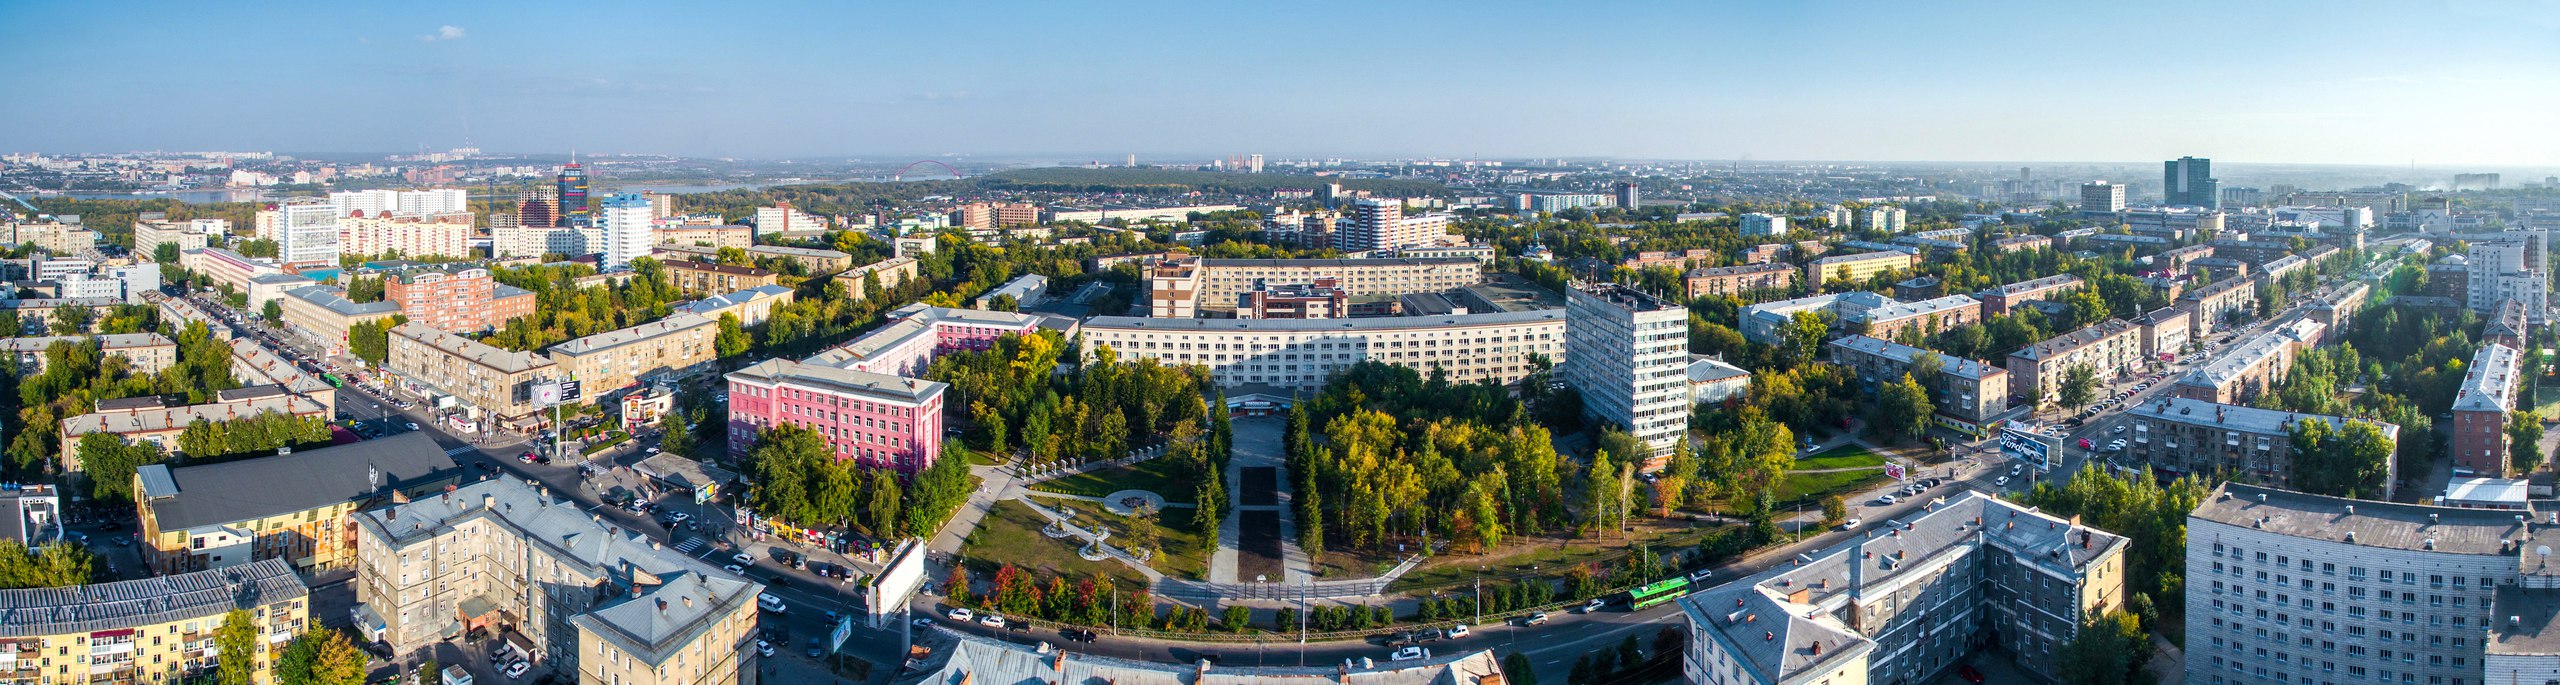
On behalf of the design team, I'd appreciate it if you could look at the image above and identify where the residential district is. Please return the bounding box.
[2,152,2560,685]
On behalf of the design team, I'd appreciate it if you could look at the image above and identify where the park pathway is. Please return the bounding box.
[1207,418,1313,585]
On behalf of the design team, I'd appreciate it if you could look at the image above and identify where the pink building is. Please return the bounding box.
[726,304,1048,474]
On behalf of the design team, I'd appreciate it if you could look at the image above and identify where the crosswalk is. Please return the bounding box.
[675,537,708,554]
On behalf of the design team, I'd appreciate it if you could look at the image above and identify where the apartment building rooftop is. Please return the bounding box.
[1195,256,1478,268]
[1814,247,1917,264]
[1684,262,1793,278]
[1984,274,2082,297]
[676,285,795,318]
[136,432,457,531]
[731,359,945,402]
[1679,490,2126,684]
[284,285,401,317]
[903,635,1508,685]
[2009,319,2135,362]
[1856,294,1977,322]
[2456,343,2524,413]
[550,313,714,356]
[805,305,1046,369]
[663,260,773,277]
[2191,482,2523,556]
[0,333,171,354]
[2128,396,2398,442]
[2178,331,2291,388]
[1829,334,2000,380]
[0,558,306,637]
[391,322,554,374]
[62,394,324,438]
[1086,308,1565,333]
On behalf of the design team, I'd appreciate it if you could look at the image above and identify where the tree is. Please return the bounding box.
[1220,604,1251,633]
[1819,494,1848,525]
[1781,311,1828,365]
[714,313,752,359]
[276,627,367,685]
[660,409,697,457]
[2056,610,2151,685]
[76,434,163,503]
[1876,372,1936,444]
[345,315,405,366]
[1502,652,1539,685]
[945,566,975,608]
[261,298,283,325]
[152,242,181,265]
[48,304,90,335]
[2059,364,2098,411]
[2290,419,2394,498]
[2512,410,2547,473]
[216,609,259,685]
[1581,451,1620,536]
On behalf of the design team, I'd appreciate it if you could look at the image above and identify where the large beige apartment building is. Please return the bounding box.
[278,286,400,347]
[4,222,99,256]
[387,322,558,427]
[131,219,211,259]
[1682,262,1797,298]
[1081,309,1566,391]
[2007,318,2143,406]
[135,433,458,575]
[354,477,760,685]
[2124,397,2397,492]
[0,559,309,685]
[655,224,751,250]
[663,261,779,296]
[382,266,537,333]
[545,313,718,398]
[339,212,474,259]
[2170,329,2297,405]
[0,333,176,376]
[1805,250,1917,289]
[2180,276,2260,336]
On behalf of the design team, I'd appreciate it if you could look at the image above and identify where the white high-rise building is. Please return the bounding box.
[327,189,469,217]
[1740,213,1788,236]
[2081,181,2126,214]
[598,194,655,270]
[2467,230,2549,324]
[1858,205,1907,233]
[274,200,342,266]
[753,203,827,238]
[1336,199,1450,251]
[1564,282,1689,456]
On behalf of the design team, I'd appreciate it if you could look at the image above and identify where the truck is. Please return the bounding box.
[440,664,474,685]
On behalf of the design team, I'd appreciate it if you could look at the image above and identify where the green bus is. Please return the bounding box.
[321,373,344,388]
[1627,577,1692,610]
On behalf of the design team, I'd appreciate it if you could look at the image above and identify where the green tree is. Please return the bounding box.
[260,298,283,325]
[1502,652,1539,685]
[1781,311,1828,365]
[2056,610,2151,685]
[152,242,182,265]
[714,313,752,359]
[215,609,259,685]
[2290,419,2395,499]
[2059,364,2098,411]
[76,434,163,503]
[2512,410,2546,473]
[48,304,90,335]
[276,626,367,685]
[660,408,696,457]
[1819,494,1848,525]
[1876,372,1936,443]
[1581,451,1620,536]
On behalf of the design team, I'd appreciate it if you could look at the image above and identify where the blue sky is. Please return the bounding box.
[6,0,2560,165]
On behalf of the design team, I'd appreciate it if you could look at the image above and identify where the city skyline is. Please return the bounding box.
[6,0,2560,165]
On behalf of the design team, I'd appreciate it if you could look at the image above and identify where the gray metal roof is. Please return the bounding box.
[0,558,306,637]
[2008,319,2135,362]
[2456,343,2523,413]
[2126,396,2398,442]
[2192,483,2524,556]
[549,313,715,356]
[142,432,458,531]
[728,359,946,402]
[1084,308,1564,334]
[1198,257,1478,268]
[1828,334,2000,380]
[904,634,1507,685]
[391,322,553,374]
[2176,330,2291,389]
[284,285,401,316]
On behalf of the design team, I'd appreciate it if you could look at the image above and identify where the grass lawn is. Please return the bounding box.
[1075,504,1212,581]
[1030,458,1198,503]
[1772,469,1891,506]
[1791,445,1886,471]
[958,500,1149,587]
[2534,382,2560,418]
[1391,522,1731,594]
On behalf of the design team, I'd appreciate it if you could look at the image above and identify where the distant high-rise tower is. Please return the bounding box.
[1613,181,1639,210]
[274,199,342,266]
[1248,154,1264,174]
[598,194,653,269]
[515,189,557,229]
[556,163,591,225]
[2080,181,2126,214]
[1126,154,1137,167]
[2163,156,2218,209]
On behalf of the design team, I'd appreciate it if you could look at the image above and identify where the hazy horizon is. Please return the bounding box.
[9,0,2560,167]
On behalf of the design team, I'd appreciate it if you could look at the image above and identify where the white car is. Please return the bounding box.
[1522,612,1549,626]
[1995,475,2011,487]
[1841,517,1862,530]
[503,660,531,679]
[758,593,786,613]
[1877,495,1897,505]
[723,564,746,575]
[947,608,974,622]
[1444,624,1469,639]
[664,512,691,524]
[406,422,419,431]
[756,640,775,658]
[732,552,754,566]
[1391,646,1430,662]
[1687,568,1714,582]
[1580,598,1606,613]
[978,614,1007,628]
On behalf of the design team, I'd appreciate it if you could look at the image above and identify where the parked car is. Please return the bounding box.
[1956,664,1987,683]
[1521,612,1549,626]
[503,661,531,679]
[978,614,1007,628]
[1995,476,2011,486]
[1841,517,1861,530]
[732,552,755,566]
[758,593,786,613]
[947,608,974,622]
[1390,646,1430,662]
[756,640,775,658]
[723,564,746,575]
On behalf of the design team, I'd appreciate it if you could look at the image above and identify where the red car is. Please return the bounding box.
[1956,665,1986,683]
[2076,438,2093,450]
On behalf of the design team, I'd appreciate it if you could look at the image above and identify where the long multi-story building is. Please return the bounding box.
[2185,483,2520,685]
[131,219,211,259]
[1806,250,1917,289]
[3,221,99,255]
[1856,294,1980,341]
[0,333,176,376]
[1156,257,1483,316]
[1977,274,2083,317]
[382,265,537,333]
[546,313,718,399]
[2467,230,2550,324]
[2125,397,2398,491]
[1738,291,1895,344]
[1681,490,2127,685]
[0,558,309,685]
[1739,213,1788,237]
[1829,334,2011,433]
[490,224,600,259]
[727,304,1045,471]
[2453,343,2524,477]
[58,393,331,472]
[2007,319,2142,406]
[677,285,795,327]
[387,321,558,427]
[1564,283,1687,455]
[1338,199,1452,251]
[2131,305,2194,360]
[1082,309,1563,392]
[2080,180,2127,214]
[2181,276,2261,337]
[278,285,401,347]
[655,224,752,250]
[328,188,469,216]
[353,476,760,684]
[753,202,828,238]
[2165,156,2219,208]
[953,201,1040,230]
[2308,281,2369,336]
[1683,263,1798,298]
[180,247,281,294]
[662,260,779,296]
[338,211,475,259]
[2172,330,2298,404]
[135,432,459,575]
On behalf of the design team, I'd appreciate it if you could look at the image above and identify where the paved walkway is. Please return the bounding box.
[928,463,1023,555]
[1207,418,1312,585]
[1021,490,1193,510]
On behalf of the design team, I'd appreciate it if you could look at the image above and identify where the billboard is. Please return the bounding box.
[2000,427,2053,470]
[867,538,929,629]
[533,379,585,408]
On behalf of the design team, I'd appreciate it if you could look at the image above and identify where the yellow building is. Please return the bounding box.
[1805,251,1917,289]
[0,558,309,685]
[135,433,460,575]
